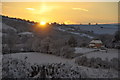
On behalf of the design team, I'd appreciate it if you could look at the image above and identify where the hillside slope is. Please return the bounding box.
[3,52,118,78]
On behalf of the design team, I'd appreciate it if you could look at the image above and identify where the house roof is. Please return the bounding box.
[90,40,102,44]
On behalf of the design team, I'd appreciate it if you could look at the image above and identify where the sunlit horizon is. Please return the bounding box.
[1,2,118,24]
[1,14,119,25]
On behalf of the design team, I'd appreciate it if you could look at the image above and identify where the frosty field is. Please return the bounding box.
[75,48,118,61]
[1,15,119,79]
[2,48,119,78]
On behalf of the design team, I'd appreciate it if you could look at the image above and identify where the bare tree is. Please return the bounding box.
[114,31,120,41]
[32,37,41,52]
[6,30,18,53]
[67,36,77,47]
[49,39,66,56]
[40,37,52,53]
[60,45,75,59]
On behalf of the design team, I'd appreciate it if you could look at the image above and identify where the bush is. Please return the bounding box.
[49,39,66,56]
[114,31,120,41]
[75,57,119,70]
[40,37,53,53]
[26,36,75,59]
[31,37,41,52]
[67,36,77,47]
[98,34,114,48]
[60,46,75,59]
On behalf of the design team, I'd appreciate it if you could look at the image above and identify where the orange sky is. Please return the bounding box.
[1,2,118,24]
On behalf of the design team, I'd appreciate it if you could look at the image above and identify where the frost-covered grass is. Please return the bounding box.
[3,52,73,65]
[2,52,118,78]
[82,49,118,61]
[2,55,31,78]
[74,48,118,61]
[75,47,97,54]
[74,48,119,71]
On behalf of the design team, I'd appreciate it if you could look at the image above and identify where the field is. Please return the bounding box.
[75,48,118,61]
[1,15,119,78]
[2,48,119,78]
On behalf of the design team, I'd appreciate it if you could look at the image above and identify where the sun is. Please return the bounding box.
[40,21,46,25]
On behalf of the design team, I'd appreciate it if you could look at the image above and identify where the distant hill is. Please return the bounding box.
[1,15,94,39]
[67,23,119,26]
[1,15,117,54]
[1,15,34,33]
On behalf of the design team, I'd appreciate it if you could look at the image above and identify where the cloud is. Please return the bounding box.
[39,5,53,13]
[29,6,54,14]
[30,5,60,14]
[26,8,35,11]
[72,8,88,11]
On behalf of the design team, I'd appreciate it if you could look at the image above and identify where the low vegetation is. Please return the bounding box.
[75,56,120,71]
[3,56,118,78]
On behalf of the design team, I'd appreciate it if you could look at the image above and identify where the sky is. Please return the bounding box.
[1,2,118,24]
[1,0,119,2]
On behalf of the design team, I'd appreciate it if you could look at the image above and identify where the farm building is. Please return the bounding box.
[89,39,104,48]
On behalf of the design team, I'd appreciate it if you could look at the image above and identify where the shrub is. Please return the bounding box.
[114,31,120,41]
[49,39,65,56]
[31,37,41,52]
[75,57,119,70]
[67,36,77,47]
[60,46,75,59]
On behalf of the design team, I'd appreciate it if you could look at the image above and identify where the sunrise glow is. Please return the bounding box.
[1,2,118,24]
[40,21,46,25]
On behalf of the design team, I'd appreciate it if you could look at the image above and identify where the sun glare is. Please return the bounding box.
[40,21,46,25]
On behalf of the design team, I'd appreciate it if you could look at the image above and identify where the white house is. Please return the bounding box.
[89,39,104,48]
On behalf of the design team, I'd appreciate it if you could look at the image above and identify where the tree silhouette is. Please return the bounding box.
[114,31,120,41]
[67,36,77,47]
[88,23,91,25]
